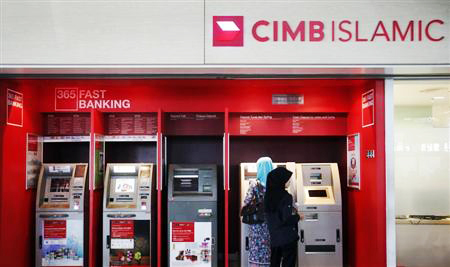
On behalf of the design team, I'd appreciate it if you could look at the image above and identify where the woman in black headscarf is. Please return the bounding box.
[264,167,300,266]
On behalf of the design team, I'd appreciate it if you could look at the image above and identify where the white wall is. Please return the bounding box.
[394,106,449,215]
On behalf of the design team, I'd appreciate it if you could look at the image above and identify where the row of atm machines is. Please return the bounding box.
[35,161,342,267]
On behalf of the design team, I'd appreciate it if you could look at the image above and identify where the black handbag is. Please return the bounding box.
[241,182,265,225]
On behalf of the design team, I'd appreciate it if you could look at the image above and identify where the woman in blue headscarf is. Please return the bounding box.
[243,157,273,267]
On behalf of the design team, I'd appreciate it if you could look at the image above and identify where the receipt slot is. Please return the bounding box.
[168,164,217,267]
[239,162,297,267]
[296,163,342,267]
[35,163,88,267]
[103,163,154,267]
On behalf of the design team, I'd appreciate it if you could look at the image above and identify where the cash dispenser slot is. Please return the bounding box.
[305,245,336,253]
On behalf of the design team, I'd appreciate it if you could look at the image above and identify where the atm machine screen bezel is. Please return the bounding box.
[171,168,214,196]
[42,166,74,206]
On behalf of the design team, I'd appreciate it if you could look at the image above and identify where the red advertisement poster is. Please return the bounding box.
[44,220,67,239]
[111,220,134,238]
[362,89,375,128]
[172,222,195,242]
[109,220,150,267]
[6,89,23,127]
[105,113,157,135]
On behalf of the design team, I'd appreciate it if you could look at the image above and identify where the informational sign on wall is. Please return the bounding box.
[347,133,361,189]
[105,113,157,135]
[362,90,375,128]
[170,222,212,267]
[26,133,42,189]
[6,89,23,127]
[41,219,83,266]
[165,113,224,136]
[229,113,347,136]
[44,113,91,136]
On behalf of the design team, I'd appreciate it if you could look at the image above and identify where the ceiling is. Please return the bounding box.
[394,80,450,106]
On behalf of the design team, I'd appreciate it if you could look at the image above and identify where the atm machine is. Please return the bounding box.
[239,162,297,267]
[103,163,154,267]
[168,164,217,267]
[35,163,88,267]
[296,163,342,267]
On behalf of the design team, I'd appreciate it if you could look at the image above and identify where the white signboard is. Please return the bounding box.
[206,1,449,64]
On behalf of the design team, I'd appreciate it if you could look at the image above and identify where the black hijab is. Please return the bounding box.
[264,167,293,212]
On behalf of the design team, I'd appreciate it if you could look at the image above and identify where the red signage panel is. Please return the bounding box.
[172,222,195,242]
[165,113,224,136]
[110,220,134,239]
[229,113,347,136]
[105,113,157,135]
[44,220,67,239]
[6,89,23,127]
[44,113,91,136]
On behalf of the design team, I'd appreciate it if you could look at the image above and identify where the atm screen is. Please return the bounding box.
[308,190,328,197]
[310,173,322,180]
[174,177,199,192]
[50,178,70,192]
[114,179,136,193]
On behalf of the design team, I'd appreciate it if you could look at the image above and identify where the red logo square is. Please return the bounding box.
[213,16,244,47]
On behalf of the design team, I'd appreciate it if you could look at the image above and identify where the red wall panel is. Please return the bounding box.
[28,79,359,113]
[344,80,386,267]
[0,81,43,267]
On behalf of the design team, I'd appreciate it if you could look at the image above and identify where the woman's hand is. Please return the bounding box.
[298,212,305,221]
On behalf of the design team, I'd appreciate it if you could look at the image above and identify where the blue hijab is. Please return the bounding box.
[256,157,273,187]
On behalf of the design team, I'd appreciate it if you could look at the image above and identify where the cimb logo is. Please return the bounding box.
[213,16,244,46]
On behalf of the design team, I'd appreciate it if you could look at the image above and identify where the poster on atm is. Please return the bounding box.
[170,222,212,267]
[41,220,83,266]
[347,133,361,189]
[109,220,150,267]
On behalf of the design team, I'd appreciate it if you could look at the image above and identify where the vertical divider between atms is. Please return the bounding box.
[89,109,105,267]
[157,109,163,267]
[224,108,230,267]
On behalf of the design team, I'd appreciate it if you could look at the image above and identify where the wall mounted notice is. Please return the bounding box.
[347,133,361,189]
[105,113,157,135]
[26,133,42,189]
[170,222,212,267]
[165,113,224,136]
[229,113,347,136]
[6,89,23,127]
[362,90,375,128]
[44,113,91,136]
